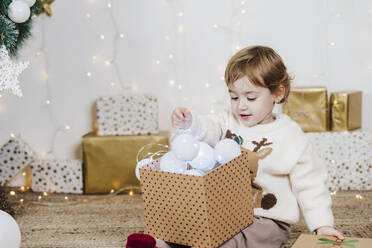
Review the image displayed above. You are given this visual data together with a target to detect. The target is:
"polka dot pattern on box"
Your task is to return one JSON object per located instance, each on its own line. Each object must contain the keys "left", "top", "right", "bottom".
{"left": 96, "top": 94, "right": 159, "bottom": 136}
{"left": 140, "top": 151, "right": 254, "bottom": 248}
{"left": 0, "top": 137, "right": 37, "bottom": 186}
{"left": 307, "top": 130, "right": 372, "bottom": 190}
{"left": 30, "top": 159, "right": 83, "bottom": 194}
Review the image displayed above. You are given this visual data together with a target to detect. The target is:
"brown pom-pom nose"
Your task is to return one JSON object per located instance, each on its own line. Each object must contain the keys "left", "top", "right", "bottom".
{"left": 261, "top": 193, "right": 277, "bottom": 210}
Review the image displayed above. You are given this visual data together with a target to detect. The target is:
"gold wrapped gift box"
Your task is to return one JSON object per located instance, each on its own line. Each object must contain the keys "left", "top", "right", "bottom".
{"left": 283, "top": 86, "right": 329, "bottom": 132}
{"left": 330, "top": 91, "right": 362, "bottom": 131}
{"left": 82, "top": 132, "right": 169, "bottom": 194}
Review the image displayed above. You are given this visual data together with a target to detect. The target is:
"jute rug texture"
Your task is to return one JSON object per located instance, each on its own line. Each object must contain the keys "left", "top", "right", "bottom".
{"left": 11, "top": 191, "right": 371, "bottom": 248}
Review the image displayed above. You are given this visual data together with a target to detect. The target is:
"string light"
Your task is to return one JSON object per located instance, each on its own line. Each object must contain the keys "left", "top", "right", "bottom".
{"left": 36, "top": 51, "right": 41, "bottom": 56}
{"left": 100, "top": 34, "right": 105, "bottom": 39}
{"left": 86, "top": 72, "right": 92, "bottom": 77}
{"left": 179, "top": 12, "right": 184, "bottom": 17}
{"left": 10, "top": 133, "right": 15, "bottom": 138}
{"left": 330, "top": 159, "right": 335, "bottom": 163}
{"left": 110, "top": 189, "right": 115, "bottom": 194}
{"left": 213, "top": 24, "right": 219, "bottom": 29}
{"left": 205, "top": 83, "right": 210, "bottom": 87}
{"left": 0, "top": 94, "right": 2, "bottom": 98}
{"left": 45, "top": 100, "right": 51, "bottom": 105}
{"left": 22, "top": 172, "right": 26, "bottom": 176}
{"left": 164, "top": 35, "right": 170, "bottom": 41}
{"left": 107, "top": 3, "right": 112, "bottom": 8}
{"left": 241, "top": 9, "right": 246, "bottom": 14}
{"left": 19, "top": 199, "right": 24, "bottom": 204}
{"left": 9, "top": 191, "right": 16, "bottom": 196}
{"left": 178, "top": 84, "right": 183, "bottom": 89}
{"left": 119, "top": 33, "right": 124, "bottom": 38}
{"left": 168, "top": 54, "right": 174, "bottom": 60}
{"left": 169, "top": 80, "right": 175, "bottom": 85}
{"left": 92, "top": 55, "right": 97, "bottom": 61}
{"left": 104, "top": 60, "right": 111, "bottom": 67}
{"left": 20, "top": 186, "right": 26, "bottom": 192}
{"left": 355, "top": 194, "right": 363, "bottom": 200}
{"left": 111, "top": 82, "right": 116, "bottom": 86}
{"left": 241, "top": 0, "right": 246, "bottom": 5}
{"left": 86, "top": 13, "right": 91, "bottom": 18}
{"left": 330, "top": 191, "right": 337, "bottom": 196}
{"left": 65, "top": 125, "right": 71, "bottom": 130}
{"left": 43, "top": 192, "right": 48, "bottom": 196}
{"left": 155, "top": 60, "right": 160, "bottom": 65}
{"left": 38, "top": 195, "right": 42, "bottom": 200}
{"left": 329, "top": 42, "right": 336, "bottom": 46}
{"left": 64, "top": 196, "right": 69, "bottom": 200}
{"left": 178, "top": 25, "right": 184, "bottom": 33}
{"left": 129, "top": 191, "right": 134, "bottom": 196}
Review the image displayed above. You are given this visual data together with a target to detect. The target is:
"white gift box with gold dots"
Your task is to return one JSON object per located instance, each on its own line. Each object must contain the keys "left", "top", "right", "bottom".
{"left": 30, "top": 159, "right": 83, "bottom": 194}
{"left": 307, "top": 130, "right": 372, "bottom": 191}
{"left": 0, "top": 137, "right": 37, "bottom": 186}
{"left": 96, "top": 94, "right": 159, "bottom": 136}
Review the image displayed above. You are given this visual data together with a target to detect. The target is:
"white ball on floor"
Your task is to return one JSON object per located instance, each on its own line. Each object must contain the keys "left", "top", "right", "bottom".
{"left": 171, "top": 133, "right": 200, "bottom": 161}
{"left": 8, "top": 1, "right": 30, "bottom": 23}
{"left": 183, "top": 169, "right": 204, "bottom": 176}
{"left": 135, "top": 158, "right": 153, "bottom": 181}
{"left": 160, "top": 151, "right": 188, "bottom": 173}
{"left": 189, "top": 142, "right": 216, "bottom": 172}
{"left": 214, "top": 138, "right": 241, "bottom": 165}
{"left": 0, "top": 210, "right": 21, "bottom": 248}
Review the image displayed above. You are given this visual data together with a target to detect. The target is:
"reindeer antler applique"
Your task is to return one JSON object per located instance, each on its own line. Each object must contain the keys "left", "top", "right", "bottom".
{"left": 252, "top": 138, "right": 273, "bottom": 152}
{"left": 225, "top": 129, "right": 243, "bottom": 145}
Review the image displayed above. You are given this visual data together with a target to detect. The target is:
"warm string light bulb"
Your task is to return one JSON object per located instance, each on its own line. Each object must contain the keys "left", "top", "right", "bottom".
{"left": 330, "top": 191, "right": 337, "bottom": 196}
{"left": 205, "top": 83, "right": 210, "bottom": 87}
{"left": 213, "top": 24, "right": 219, "bottom": 29}
{"left": 179, "top": 12, "right": 184, "bottom": 17}
{"left": 45, "top": 100, "right": 51, "bottom": 105}
{"left": 87, "top": 72, "right": 92, "bottom": 77}
{"left": 107, "top": 3, "right": 112, "bottom": 8}
{"left": 119, "top": 33, "right": 124, "bottom": 38}
{"left": 355, "top": 194, "right": 363, "bottom": 200}
{"left": 178, "top": 84, "right": 183, "bottom": 89}
{"left": 155, "top": 60, "right": 160, "bottom": 65}
{"left": 241, "top": 9, "right": 246, "bottom": 14}
{"left": 86, "top": 13, "right": 91, "bottom": 18}
{"left": 129, "top": 191, "right": 134, "bottom": 196}
{"left": 10, "top": 133, "right": 15, "bottom": 138}
{"left": 65, "top": 125, "right": 71, "bottom": 130}
{"left": 178, "top": 25, "right": 184, "bottom": 33}
{"left": 110, "top": 189, "right": 115, "bottom": 194}
{"left": 168, "top": 54, "right": 174, "bottom": 60}
{"left": 43, "top": 192, "right": 48, "bottom": 196}
{"left": 100, "top": 34, "right": 105, "bottom": 40}
{"left": 164, "top": 35, "right": 170, "bottom": 41}
{"left": 9, "top": 191, "right": 16, "bottom": 196}
{"left": 329, "top": 42, "right": 336, "bottom": 46}
{"left": 105, "top": 60, "right": 111, "bottom": 66}
{"left": 169, "top": 80, "right": 175, "bottom": 85}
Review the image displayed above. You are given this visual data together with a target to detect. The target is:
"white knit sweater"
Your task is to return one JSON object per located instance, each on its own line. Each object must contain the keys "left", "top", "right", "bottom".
{"left": 186, "top": 111, "right": 334, "bottom": 232}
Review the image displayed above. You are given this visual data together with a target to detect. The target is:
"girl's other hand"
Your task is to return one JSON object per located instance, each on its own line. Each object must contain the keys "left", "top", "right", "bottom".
{"left": 171, "top": 107, "right": 192, "bottom": 129}
{"left": 316, "top": 226, "right": 345, "bottom": 240}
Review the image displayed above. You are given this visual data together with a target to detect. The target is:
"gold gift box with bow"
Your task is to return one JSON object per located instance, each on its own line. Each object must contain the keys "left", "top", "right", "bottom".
{"left": 283, "top": 86, "right": 329, "bottom": 132}
{"left": 330, "top": 91, "right": 362, "bottom": 131}
{"left": 82, "top": 132, "right": 169, "bottom": 194}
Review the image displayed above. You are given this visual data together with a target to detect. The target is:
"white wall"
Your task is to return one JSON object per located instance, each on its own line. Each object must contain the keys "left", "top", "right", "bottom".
{"left": 1, "top": 0, "right": 371, "bottom": 160}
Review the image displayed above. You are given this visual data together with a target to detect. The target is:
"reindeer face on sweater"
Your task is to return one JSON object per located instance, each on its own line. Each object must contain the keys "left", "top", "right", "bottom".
{"left": 225, "top": 130, "right": 277, "bottom": 210}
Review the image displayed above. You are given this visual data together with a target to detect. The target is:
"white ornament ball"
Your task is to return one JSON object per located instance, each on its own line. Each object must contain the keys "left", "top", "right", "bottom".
{"left": 171, "top": 133, "right": 200, "bottom": 161}
{"left": 8, "top": 1, "right": 31, "bottom": 23}
{"left": 189, "top": 142, "right": 216, "bottom": 172}
{"left": 214, "top": 139, "right": 241, "bottom": 165}
{"left": 160, "top": 151, "right": 188, "bottom": 173}
{"left": 183, "top": 169, "right": 204, "bottom": 176}
{"left": 15, "top": 0, "right": 36, "bottom": 7}
{"left": 135, "top": 158, "right": 153, "bottom": 181}
{"left": 0, "top": 210, "right": 21, "bottom": 248}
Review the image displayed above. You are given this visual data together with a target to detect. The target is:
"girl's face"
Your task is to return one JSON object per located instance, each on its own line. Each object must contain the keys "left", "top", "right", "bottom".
{"left": 228, "top": 76, "right": 283, "bottom": 127}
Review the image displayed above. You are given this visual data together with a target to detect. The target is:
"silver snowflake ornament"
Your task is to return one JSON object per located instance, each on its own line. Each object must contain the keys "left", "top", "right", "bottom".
{"left": 0, "top": 45, "right": 29, "bottom": 97}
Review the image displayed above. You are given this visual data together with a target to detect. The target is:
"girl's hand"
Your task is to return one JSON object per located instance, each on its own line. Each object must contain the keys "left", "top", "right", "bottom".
{"left": 171, "top": 107, "right": 192, "bottom": 129}
{"left": 316, "top": 226, "right": 345, "bottom": 240}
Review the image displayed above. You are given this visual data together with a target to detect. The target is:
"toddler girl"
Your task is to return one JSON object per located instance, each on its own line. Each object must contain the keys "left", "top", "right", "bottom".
{"left": 157, "top": 45, "right": 344, "bottom": 248}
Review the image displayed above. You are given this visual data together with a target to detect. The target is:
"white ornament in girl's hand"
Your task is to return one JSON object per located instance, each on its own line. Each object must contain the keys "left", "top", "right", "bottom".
{"left": 189, "top": 142, "right": 216, "bottom": 172}
{"left": 171, "top": 133, "right": 200, "bottom": 161}
{"left": 214, "top": 138, "right": 241, "bottom": 165}
{"left": 160, "top": 151, "right": 188, "bottom": 173}
{"left": 135, "top": 158, "right": 153, "bottom": 181}
{"left": 8, "top": 1, "right": 30, "bottom": 23}
{"left": 183, "top": 169, "right": 204, "bottom": 176}
{"left": 15, "top": 0, "right": 36, "bottom": 7}
{"left": 0, "top": 210, "right": 21, "bottom": 248}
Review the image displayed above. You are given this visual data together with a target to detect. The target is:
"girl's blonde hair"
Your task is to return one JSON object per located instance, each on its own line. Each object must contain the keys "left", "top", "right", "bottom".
{"left": 225, "top": 45, "right": 292, "bottom": 103}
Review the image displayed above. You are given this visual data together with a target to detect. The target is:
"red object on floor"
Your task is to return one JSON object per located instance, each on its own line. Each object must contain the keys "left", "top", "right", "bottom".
{"left": 126, "top": 233, "right": 158, "bottom": 248}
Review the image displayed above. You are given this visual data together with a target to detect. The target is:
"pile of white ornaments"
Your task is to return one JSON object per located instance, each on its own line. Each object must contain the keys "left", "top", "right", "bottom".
{"left": 136, "top": 133, "right": 240, "bottom": 179}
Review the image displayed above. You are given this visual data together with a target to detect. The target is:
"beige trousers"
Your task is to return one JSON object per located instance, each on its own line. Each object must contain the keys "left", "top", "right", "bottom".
{"left": 156, "top": 216, "right": 291, "bottom": 248}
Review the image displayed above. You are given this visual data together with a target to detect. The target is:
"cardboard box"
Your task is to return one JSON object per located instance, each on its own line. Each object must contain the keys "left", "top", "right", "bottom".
{"left": 140, "top": 150, "right": 255, "bottom": 248}
{"left": 292, "top": 234, "right": 372, "bottom": 248}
